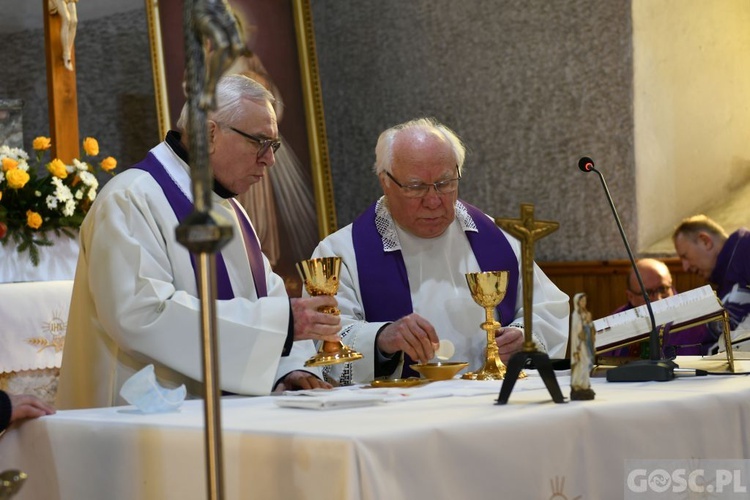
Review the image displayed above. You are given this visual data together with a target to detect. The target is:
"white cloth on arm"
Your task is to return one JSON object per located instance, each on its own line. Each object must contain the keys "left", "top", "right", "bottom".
{"left": 57, "top": 142, "right": 319, "bottom": 409}
{"left": 311, "top": 200, "right": 569, "bottom": 385}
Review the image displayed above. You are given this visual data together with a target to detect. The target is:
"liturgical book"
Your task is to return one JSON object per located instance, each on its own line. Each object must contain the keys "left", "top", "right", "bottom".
{"left": 593, "top": 285, "right": 723, "bottom": 353}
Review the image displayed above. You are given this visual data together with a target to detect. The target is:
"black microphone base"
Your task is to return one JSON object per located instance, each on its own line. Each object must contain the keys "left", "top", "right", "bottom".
{"left": 606, "top": 359, "right": 678, "bottom": 382}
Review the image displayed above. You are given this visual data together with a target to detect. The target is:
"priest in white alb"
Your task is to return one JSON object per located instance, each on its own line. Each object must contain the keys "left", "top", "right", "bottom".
{"left": 309, "top": 118, "right": 569, "bottom": 385}
{"left": 57, "top": 75, "right": 340, "bottom": 409}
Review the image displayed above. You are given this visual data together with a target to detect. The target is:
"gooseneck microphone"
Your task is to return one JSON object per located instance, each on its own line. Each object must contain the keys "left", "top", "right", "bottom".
{"left": 578, "top": 157, "right": 675, "bottom": 382}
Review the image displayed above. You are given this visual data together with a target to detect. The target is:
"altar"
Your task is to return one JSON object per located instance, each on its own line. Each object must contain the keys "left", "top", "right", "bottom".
{"left": 0, "top": 280, "right": 74, "bottom": 405}
{"left": 1, "top": 370, "right": 749, "bottom": 499}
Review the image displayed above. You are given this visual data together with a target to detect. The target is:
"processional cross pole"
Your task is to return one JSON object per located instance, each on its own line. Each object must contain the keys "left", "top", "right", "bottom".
{"left": 178, "top": 1, "right": 244, "bottom": 499}
{"left": 494, "top": 203, "right": 565, "bottom": 404}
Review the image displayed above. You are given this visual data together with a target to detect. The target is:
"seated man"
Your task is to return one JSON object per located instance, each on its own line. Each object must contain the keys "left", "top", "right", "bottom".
{"left": 309, "top": 117, "right": 569, "bottom": 385}
{"left": 57, "top": 75, "right": 340, "bottom": 409}
{"left": 673, "top": 215, "right": 750, "bottom": 348}
{"left": 605, "top": 258, "right": 718, "bottom": 358}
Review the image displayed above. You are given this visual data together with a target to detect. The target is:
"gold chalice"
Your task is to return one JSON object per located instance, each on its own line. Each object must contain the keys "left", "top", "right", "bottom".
{"left": 463, "top": 271, "right": 525, "bottom": 380}
{"left": 296, "top": 257, "right": 363, "bottom": 367}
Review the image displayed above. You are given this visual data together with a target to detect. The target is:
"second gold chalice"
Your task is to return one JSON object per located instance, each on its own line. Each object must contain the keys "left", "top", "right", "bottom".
{"left": 462, "top": 270, "right": 525, "bottom": 380}
{"left": 296, "top": 257, "right": 363, "bottom": 367}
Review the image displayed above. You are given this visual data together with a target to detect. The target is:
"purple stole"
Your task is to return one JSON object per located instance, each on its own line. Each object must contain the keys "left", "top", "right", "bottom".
{"left": 352, "top": 200, "right": 519, "bottom": 375}
{"left": 131, "top": 152, "right": 267, "bottom": 299}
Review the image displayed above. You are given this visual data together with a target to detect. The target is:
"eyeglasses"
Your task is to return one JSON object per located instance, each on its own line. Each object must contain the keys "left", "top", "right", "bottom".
{"left": 224, "top": 124, "right": 281, "bottom": 158}
{"left": 629, "top": 285, "right": 672, "bottom": 298}
{"left": 385, "top": 166, "right": 461, "bottom": 198}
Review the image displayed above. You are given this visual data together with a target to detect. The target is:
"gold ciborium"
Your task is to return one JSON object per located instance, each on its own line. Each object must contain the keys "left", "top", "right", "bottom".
{"left": 462, "top": 271, "right": 525, "bottom": 380}
{"left": 296, "top": 257, "right": 363, "bottom": 367}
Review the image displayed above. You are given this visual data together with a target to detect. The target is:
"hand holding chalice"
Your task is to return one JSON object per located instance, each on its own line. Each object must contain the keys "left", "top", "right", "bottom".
{"left": 296, "top": 257, "right": 363, "bottom": 367}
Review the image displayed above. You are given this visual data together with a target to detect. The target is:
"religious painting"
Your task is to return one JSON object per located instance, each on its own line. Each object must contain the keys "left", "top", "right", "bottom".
{"left": 145, "top": 0, "right": 336, "bottom": 296}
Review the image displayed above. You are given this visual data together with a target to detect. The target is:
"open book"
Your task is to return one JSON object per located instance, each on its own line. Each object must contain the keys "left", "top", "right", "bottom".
{"left": 593, "top": 285, "right": 723, "bottom": 353}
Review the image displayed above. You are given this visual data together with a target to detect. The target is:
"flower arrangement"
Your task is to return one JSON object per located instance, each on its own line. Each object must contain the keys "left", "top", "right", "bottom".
{"left": 0, "top": 136, "right": 117, "bottom": 265}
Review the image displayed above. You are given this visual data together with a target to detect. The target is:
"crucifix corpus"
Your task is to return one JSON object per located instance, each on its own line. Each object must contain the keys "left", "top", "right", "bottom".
{"left": 494, "top": 203, "right": 565, "bottom": 404}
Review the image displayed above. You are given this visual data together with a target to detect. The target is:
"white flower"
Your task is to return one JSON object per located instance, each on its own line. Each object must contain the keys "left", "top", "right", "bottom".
{"left": 74, "top": 189, "right": 84, "bottom": 200}
{"left": 0, "top": 171, "right": 4, "bottom": 183}
{"left": 73, "top": 159, "right": 88, "bottom": 172}
{"left": 17, "top": 159, "right": 29, "bottom": 172}
{"left": 63, "top": 199, "right": 76, "bottom": 217}
{"left": 87, "top": 188, "right": 97, "bottom": 201}
{"left": 45, "top": 195, "right": 58, "bottom": 209}
{"left": 35, "top": 191, "right": 41, "bottom": 197}
{"left": 78, "top": 170, "right": 98, "bottom": 189}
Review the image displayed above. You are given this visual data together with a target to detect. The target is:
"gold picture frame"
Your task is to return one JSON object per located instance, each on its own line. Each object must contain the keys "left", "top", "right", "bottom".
{"left": 144, "top": 0, "right": 337, "bottom": 293}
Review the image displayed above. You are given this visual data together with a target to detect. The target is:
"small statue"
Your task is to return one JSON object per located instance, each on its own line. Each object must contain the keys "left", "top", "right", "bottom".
{"left": 48, "top": 0, "right": 78, "bottom": 71}
{"left": 570, "top": 292, "right": 596, "bottom": 400}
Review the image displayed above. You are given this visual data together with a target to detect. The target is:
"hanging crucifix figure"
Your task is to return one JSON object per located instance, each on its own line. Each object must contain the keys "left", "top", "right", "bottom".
{"left": 495, "top": 203, "right": 566, "bottom": 404}
{"left": 48, "top": 0, "right": 78, "bottom": 71}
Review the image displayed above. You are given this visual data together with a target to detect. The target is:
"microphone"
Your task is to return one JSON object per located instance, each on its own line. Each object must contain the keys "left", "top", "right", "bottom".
{"left": 578, "top": 157, "right": 676, "bottom": 382}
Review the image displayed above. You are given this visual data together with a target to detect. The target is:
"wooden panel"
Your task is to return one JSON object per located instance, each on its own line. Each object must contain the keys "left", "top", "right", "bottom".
{"left": 539, "top": 258, "right": 706, "bottom": 322}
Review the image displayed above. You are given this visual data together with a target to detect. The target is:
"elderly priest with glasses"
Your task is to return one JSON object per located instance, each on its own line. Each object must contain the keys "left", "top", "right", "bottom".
{"left": 57, "top": 75, "right": 340, "bottom": 409}
{"left": 309, "top": 117, "right": 569, "bottom": 385}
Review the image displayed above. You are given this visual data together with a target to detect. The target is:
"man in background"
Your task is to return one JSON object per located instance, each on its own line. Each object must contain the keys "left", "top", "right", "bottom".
{"left": 673, "top": 215, "right": 750, "bottom": 347}
{"left": 606, "top": 258, "right": 718, "bottom": 357}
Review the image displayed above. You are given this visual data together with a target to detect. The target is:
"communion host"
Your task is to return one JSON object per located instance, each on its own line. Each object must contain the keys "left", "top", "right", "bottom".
{"left": 309, "top": 117, "right": 569, "bottom": 385}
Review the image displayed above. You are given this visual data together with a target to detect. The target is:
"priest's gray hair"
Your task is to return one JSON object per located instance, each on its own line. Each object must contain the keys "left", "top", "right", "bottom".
{"left": 373, "top": 117, "right": 466, "bottom": 176}
{"left": 176, "top": 74, "right": 275, "bottom": 133}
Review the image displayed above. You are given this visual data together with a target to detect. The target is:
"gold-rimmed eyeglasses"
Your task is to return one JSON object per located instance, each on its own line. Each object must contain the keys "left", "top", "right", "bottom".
{"left": 385, "top": 165, "right": 461, "bottom": 198}
{"left": 221, "top": 123, "right": 281, "bottom": 158}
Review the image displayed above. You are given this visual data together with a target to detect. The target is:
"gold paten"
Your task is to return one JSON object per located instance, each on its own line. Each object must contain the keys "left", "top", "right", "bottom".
{"left": 297, "top": 257, "right": 364, "bottom": 366}
{"left": 368, "top": 378, "right": 429, "bottom": 388}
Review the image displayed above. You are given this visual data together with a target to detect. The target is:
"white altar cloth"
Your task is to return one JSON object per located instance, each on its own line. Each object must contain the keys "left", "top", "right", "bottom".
{"left": 2, "top": 370, "right": 750, "bottom": 500}
{"left": 0, "top": 280, "right": 73, "bottom": 373}
{"left": 0, "top": 231, "right": 79, "bottom": 283}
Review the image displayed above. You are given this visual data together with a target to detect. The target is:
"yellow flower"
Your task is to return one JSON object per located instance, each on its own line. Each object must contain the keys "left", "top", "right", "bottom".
{"left": 100, "top": 156, "right": 117, "bottom": 172}
{"left": 32, "top": 136, "right": 52, "bottom": 151}
{"left": 6, "top": 168, "right": 30, "bottom": 189}
{"left": 83, "top": 137, "right": 99, "bottom": 156}
{"left": 0, "top": 191, "right": 3, "bottom": 202}
{"left": 26, "top": 210, "right": 43, "bottom": 230}
{"left": 2, "top": 157, "right": 18, "bottom": 172}
{"left": 47, "top": 158, "right": 68, "bottom": 179}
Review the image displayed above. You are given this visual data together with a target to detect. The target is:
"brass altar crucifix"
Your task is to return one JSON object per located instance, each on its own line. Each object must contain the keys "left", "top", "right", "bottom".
{"left": 494, "top": 203, "right": 565, "bottom": 404}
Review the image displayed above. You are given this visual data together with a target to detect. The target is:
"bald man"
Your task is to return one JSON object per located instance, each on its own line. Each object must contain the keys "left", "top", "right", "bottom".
{"left": 673, "top": 215, "right": 750, "bottom": 341}
{"left": 608, "top": 258, "right": 718, "bottom": 357}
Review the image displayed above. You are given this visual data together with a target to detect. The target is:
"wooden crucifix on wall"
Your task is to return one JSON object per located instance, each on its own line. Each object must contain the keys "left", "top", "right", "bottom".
{"left": 43, "top": 0, "right": 80, "bottom": 162}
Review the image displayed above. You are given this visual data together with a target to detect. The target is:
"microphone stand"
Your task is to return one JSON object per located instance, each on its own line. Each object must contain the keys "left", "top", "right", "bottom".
{"left": 580, "top": 158, "right": 675, "bottom": 382}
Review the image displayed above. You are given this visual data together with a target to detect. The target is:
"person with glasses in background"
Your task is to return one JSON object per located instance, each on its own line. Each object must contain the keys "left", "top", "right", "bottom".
{"left": 57, "top": 75, "right": 340, "bottom": 409}
{"left": 308, "top": 117, "right": 569, "bottom": 385}
{"left": 605, "top": 258, "right": 718, "bottom": 359}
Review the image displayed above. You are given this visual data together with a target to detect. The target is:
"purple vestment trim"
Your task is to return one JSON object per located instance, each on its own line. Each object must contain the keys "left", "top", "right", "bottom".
{"left": 352, "top": 200, "right": 519, "bottom": 375}
{"left": 131, "top": 152, "right": 234, "bottom": 300}
{"left": 229, "top": 199, "right": 268, "bottom": 297}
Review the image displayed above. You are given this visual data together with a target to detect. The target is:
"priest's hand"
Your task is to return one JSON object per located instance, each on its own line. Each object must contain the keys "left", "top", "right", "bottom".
{"left": 9, "top": 393, "right": 56, "bottom": 423}
{"left": 495, "top": 327, "right": 524, "bottom": 363}
{"left": 273, "top": 371, "right": 333, "bottom": 392}
{"left": 290, "top": 296, "right": 341, "bottom": 342}
{"left": 376, "top": 313, "right": 439, "bottom": 364}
